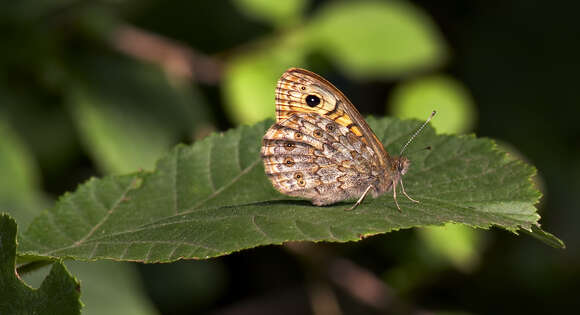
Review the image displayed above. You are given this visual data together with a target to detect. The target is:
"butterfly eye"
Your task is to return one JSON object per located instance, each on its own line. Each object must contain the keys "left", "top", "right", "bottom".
{"left": 305, "top": 95, "right": 321, "bottom": 107}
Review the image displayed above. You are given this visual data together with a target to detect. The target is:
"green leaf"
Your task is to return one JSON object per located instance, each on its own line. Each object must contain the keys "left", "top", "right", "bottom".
{"left": 418, "top": 224, "right": 485, "bottom": 272}
{"left": 307, "top": 1, "right": 448, "bottom": 78}
{"left": 390, "top": 75, "right": 477, "bottom": 134}
{"left": 18, "top": 117, "right": 563, "bottom": 263}
{"left": 139, "top": 260, "right": 226, "bottom": 311}
{"left": 233, "top": 0, "right": 308, "bottom": 27}
{"left": 223, "top": 44, "right": 306, "bottom": 125}
{"left": 523, "top": 225, "right": 565, "bottom": 249}
{"left": 0, "top": 214, "right": 81, "bottom": 314}
{"left": 65, "top": 262, "right": 157, "bottom": 315}
{"left": 0, "top": 121, "right": 47, "bottom": 228}
{"left": 68, "top": 55, "right": 210, "bottom": 174}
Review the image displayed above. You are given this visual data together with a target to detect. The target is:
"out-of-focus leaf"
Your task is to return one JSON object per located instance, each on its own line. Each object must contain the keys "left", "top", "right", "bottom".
{"left": 0, "top": 121, "right": 46, "bottom": 228}
{"left": 1, "top": 0, "right": 83, "bottom": 23}
{"left": 0, "top": 214, "right": 81, "bottom": 315}
{"left": 233, "top": 0, "right": 307, "bottom": 27}
{"left": 140, "top": 260, "right": 226, "bottom": 312}
{"left": 390, "top": 75, "right": 477, "bottom": 134}
{"left": 434, "top": 311, "right": 475, "bottom": 315}
{"left": 68, "top": 55, "right": 210, "bottom": 174}
{"left": 0, "top": 85, "right": 79, "bottom": 179}
{"left": 67, "top": 261, "right": 158, "bottom": 315}
{"left": 223, "top": 41, "right": 306, "bottom": 125}
{"left": 418, "top": 224, "right": 484, "bottom": 272}
{"left": 307, "top": 1, "right": 448, "bottom": 78}
{"left": 18, "top": 117, "right": 562, "bottom": 263}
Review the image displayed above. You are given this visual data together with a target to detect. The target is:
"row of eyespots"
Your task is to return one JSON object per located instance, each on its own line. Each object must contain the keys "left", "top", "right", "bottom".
{"left": 294, "top": 122, "right": 337, "bottom": 140}
{"left": 294, "top": 172, "right": 306, "bottom": 187}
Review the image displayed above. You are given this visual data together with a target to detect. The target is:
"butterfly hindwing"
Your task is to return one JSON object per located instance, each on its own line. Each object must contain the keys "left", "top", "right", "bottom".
{"left": 261, "top": 112, "right": 381, "bottom": 205}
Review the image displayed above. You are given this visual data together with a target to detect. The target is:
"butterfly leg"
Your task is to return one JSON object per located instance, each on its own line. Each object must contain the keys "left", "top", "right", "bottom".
{"left": 399, "top": 178, "right": 419, "bottom": 203}
{"left": 392, "top": 182, "right": 402, "bottom": 212}
{"left": 346, "top": 185, "right": 374, "bottom": 211}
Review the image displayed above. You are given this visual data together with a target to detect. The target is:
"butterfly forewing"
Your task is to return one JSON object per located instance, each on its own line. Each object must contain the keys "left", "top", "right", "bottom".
{"left": 276, "top": 68, "right": 391, "bottom": 166}
{"left": 262, "top": 68, "right": 412, "bottom": 209}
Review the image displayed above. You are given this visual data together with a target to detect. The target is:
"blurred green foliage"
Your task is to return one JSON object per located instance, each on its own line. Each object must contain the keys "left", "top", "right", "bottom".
{"left": 224, "top": 0, "right": 449, "bottom": 125}
{"left": 0, "top": 0, "right": 577, "bottom": 314}
{"left": 390, "top": 75, "right": 477, "bottom": 134}
{"left": 0, "top": 122, "right": 47, "bottom": 227}
{"left": 233, "top": 0, "right": 308, "bottom": 27}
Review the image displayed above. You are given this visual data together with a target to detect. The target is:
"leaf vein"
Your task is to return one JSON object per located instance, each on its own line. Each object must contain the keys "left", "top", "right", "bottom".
{"left": 207, "top": 137, "right": 216, "bottom": 192}
{"left": 72, "top": 176, "right": 137, "bottom": 247}
{"left": 173, "top": 149, "right": 179, "bottom": 214}
{"left": 190, "top": 159, "right": 261, "bottom": 210}
{"left": 89, "top": 242, "right": 99, "bottom": 259}
{"left": 251, "top": 215, "right": 271, "bottom": 240}
{"left": 293, "top": 220, "right": 310, "bottom": 239}
{"left": 67, "top": 194, "right": 92, "bottom": 230}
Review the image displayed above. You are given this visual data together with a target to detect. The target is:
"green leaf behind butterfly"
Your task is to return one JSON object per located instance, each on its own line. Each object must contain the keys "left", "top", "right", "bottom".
{"left": 18, "top": 117, "right": 563, "bottom": 263}
{"left": 67, "top": 55, "right": 211, "bottom": 174}
{"left": 306, "top": 1, "right": 448, "bottom": 78}
{"left": 232, "top": 0, "right": 307, "bottom": 28}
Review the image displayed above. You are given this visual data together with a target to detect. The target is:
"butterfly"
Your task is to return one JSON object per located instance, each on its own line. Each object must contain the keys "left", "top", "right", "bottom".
{"left": 261, "top": 68, "right": 434, "bottom": 211}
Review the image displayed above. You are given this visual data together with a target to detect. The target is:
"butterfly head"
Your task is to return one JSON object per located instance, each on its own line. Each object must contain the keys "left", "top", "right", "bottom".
{"left": 395, "top": 156, "right": 410, "bottom": 176}
{"left": 378, "top": 155, "right": 409, "bottom": 196}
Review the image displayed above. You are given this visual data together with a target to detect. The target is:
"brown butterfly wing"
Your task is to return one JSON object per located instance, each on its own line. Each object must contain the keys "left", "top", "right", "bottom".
{"left": 261, "top": 68, "right": 402, "bottom": 206}
{"left": 262, "top": 111, "right": 383, "bottom": 205}
{"left": 274, "top": 68, "right": 391, "bottom": 166}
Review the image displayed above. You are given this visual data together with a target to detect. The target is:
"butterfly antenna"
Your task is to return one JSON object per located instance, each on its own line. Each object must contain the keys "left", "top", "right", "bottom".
{"left": 400, "top": 110, "right": 436, "bottom": 155}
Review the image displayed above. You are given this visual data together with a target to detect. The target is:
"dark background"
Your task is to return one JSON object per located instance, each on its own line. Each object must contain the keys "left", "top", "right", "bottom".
{"left": 2, "top": 1, "right": 579, "bottom": 314}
